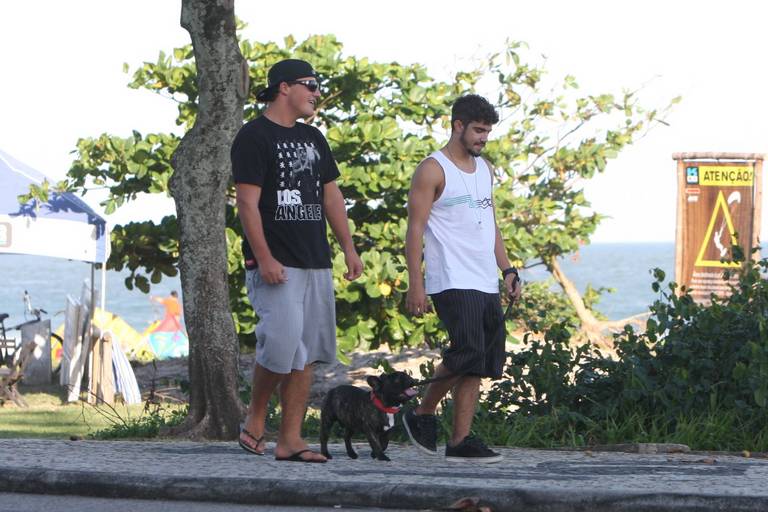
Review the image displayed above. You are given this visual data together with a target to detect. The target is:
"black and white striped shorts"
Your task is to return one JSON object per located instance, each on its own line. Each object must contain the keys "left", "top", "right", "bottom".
{"left": 430, "top": 288, "right": 506, "bottom": 379}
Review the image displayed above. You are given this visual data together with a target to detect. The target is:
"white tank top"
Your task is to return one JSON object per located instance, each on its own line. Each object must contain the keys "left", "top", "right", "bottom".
{"left": 424, "top": 150, "right": 498, "bottom": 294}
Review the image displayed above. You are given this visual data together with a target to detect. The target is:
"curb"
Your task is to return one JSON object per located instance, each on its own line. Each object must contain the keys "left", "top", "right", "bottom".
{"left": 3, "top": 466, "right": 768, "bottom": 511}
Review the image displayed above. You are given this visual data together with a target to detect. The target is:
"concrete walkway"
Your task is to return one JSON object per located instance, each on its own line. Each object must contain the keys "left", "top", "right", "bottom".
{"left": 1, "top": 439, "right": 767, "bottom": 511}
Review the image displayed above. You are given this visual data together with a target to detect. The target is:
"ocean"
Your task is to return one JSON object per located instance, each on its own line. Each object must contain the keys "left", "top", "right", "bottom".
{"left": 0, "top": 255, "right": 183, "bottom": 335}
{"left": 521, "top": 242, "right": 675, "bottom": 320}
{"left": 0, "top": 242, "right": 674, "bottom": 333}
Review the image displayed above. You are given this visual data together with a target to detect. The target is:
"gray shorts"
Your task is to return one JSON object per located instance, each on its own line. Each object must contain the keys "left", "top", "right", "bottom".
{"left": 246, "top": 267, "right": 337, "bottom": 374}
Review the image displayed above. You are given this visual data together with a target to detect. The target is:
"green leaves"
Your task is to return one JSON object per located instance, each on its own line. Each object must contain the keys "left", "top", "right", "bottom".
{"left": 485, "top": 256, "right": 768, "bottom": 450}
{"left": 110, "top": 217, "right": 179, "bottom": 293}
{"left": 756, "top": 388, "right": 767, "bottom": 408}
{"left": 66, "top": 33, "right": 678, "bottom": 359}
{"left": 68, "top": 132, "right": 178, "bottom": 205}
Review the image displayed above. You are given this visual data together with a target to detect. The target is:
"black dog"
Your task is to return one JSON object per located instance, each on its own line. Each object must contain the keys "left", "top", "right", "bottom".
{"left": 320, "top": 371, "right": 418, "bottom": 461}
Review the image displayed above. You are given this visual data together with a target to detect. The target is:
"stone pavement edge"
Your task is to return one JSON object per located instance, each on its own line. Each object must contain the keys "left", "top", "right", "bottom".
{"left": 0, "top": 439, "right": 767, "bottom": 511}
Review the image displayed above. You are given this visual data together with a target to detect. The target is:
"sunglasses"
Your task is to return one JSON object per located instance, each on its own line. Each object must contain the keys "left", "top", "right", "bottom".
{"left": 287, "top": 79, "right": 319, "bottom": 92}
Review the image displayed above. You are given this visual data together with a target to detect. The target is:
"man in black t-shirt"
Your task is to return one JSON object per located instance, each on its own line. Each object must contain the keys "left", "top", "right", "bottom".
{"left": 231, "top": 59, "right": 362, "bottom": 463}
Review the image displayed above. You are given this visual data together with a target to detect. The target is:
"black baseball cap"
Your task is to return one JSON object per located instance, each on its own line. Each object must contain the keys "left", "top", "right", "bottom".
{"left": 256, "top": 58, "right": 318, "bottom": 102}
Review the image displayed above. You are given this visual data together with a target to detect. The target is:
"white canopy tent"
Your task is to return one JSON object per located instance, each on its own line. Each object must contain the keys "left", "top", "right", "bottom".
{"left": 0, "top": 149, "right": 144, "bottom": 404}
{"left": 0, "top": 148, "right": 111, "bottom": 309}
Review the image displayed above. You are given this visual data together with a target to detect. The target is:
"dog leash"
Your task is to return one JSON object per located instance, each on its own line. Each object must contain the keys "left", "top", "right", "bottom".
{"left": 413, "top": 373, "right": 459, "bottom": 387}
{"left": 503, "top": 294, "right": 516, "bottom": 321}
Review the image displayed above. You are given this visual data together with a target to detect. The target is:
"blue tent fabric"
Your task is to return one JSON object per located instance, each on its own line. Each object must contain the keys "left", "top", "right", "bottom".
{"left": 0, "top": 148, "right": 109, "bottom": 263}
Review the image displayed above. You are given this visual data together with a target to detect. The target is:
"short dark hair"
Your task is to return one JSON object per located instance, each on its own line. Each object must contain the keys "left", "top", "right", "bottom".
{"left": 259, "top": 88, "right": 279, "bottom": 102}
{"left": 170, "top": 290, "right": 178, "bottom": 298}
{"left": 450, "top": 94, "right": 499, "bottom": 130}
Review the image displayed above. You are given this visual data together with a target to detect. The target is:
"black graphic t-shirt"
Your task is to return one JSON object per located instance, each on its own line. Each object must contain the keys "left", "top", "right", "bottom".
{"left": 231, "top": 116, "right": 340, "bottom": 269}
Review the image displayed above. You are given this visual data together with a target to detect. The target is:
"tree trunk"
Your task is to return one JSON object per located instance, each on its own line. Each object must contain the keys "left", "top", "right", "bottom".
{"left": 548, "top": 256, "right": 602, "bottom": 333}
{"left": 166, "top": 0, "right": 249, "bottom": 439}
{"left": 547, "top": 256, "right": 647, "bottom": 347}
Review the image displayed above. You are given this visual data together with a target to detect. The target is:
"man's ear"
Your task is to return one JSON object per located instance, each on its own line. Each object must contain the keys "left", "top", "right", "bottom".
{"left": 366, "top": 375, "right": 382, "bottom": 392}
{"left": 452, "top": 119, "right": 464, "bottom": 133}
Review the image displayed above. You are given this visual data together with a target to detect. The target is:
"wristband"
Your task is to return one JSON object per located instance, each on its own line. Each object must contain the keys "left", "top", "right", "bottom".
{"left": 502, "top": 267, "right": 518, "bottom": 279}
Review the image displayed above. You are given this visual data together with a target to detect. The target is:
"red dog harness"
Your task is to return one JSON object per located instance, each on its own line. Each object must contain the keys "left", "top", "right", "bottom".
{"left": 370, "top": 391, "right": 400, "bottom": 431}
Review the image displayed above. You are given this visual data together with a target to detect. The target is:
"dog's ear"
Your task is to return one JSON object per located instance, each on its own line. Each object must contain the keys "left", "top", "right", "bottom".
{"left": 366, "top": 375, "right": 382, "bottom": 392}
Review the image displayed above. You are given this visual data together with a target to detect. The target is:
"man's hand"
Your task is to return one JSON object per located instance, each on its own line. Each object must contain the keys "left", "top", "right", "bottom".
{"left": 406, "top": 283, "right": 431, "bottom": 317}
{"left": 504, "top": 272, "right": 522, "bottom": 303}
{"left": 344, "top": 249, "right": 363, "bottom": 281}
{"left": 259, "top": 255, "right": 287, "bottom": 284}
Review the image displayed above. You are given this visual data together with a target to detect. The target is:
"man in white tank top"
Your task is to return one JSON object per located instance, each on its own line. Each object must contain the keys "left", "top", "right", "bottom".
{"left": 403, "top": 95, "right": 521, "bottom": 463}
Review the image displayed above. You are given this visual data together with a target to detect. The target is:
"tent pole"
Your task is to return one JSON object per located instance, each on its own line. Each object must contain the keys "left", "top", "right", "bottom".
{"left": 87, "top": 262, "right": 96, "bottom": 398}
{"left": 90, "top": 263, "right": 95, "bottom": 318}
{"left": 100, "top": 263, "right": 106, "bottom": 312}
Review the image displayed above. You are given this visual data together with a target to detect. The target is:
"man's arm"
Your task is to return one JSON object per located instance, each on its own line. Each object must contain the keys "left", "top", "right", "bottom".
{"left": 235, "top": 183, "right": 286, "bottom": 284}
{"left": 405, "top": 158, "right": 442, "bottom": 316}
{"left": 323, "top": 181, "right": 363, "bottom": 281}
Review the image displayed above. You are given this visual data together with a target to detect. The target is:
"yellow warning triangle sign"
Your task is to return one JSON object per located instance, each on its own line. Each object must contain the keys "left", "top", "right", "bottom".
{"left": 694, "top": 190, "right": 740, "bottom": 268}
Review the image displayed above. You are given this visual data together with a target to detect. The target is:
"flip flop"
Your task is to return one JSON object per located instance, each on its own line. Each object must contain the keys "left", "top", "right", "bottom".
{"left": 238, "top": 425, "right": 265, "bottom": 456}
{"left": 275, "top": 448, "right": 327, "bottom": 463}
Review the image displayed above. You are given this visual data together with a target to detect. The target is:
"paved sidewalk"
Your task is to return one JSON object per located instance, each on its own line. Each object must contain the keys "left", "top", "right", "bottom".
{"left": 1, "top": 439, "right": 767, "bottom": 511}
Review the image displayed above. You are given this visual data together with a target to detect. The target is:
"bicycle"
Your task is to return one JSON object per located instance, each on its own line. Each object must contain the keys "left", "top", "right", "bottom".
{"left": 0, "top": 291, "right": 63, "bottom": 367}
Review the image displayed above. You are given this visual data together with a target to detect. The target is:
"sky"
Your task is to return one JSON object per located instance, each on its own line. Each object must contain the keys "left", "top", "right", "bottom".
{"left": 1, "top": 0, "right": 766, "bottom": 243}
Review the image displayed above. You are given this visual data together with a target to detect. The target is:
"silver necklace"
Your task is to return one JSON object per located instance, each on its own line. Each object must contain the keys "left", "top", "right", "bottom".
{"left": 446, "top": 147, "right": 482, "bottom": 228}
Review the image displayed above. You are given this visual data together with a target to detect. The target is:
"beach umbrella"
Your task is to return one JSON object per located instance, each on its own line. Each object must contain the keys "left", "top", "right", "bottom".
{"left": 0, "top": 148, "right": 110, "bottom": 310}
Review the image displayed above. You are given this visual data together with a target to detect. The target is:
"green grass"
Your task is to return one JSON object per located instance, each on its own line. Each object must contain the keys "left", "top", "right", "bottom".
{"left": 0, "top": 384, "right": 160, "bottom": 439}
{"left": 266, "top": 397, "right": 768, "bottom": 452}
{"left": 9, "top": 384, "right": 765, "bottom": 452}
{"left": 467, "top": 407, "right": 768, "bottom": 452}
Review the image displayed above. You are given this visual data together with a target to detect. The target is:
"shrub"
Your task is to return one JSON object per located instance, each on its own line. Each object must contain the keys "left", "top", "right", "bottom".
{"left": 478, "top": 254, "right": 768, "bottom": 450}
{"left": 89, "top": 401, "right": 188, "bottom": 440}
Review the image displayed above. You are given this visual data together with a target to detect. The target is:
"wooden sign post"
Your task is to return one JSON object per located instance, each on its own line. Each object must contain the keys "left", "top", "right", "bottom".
{"left": 673, "top": 152, "right": 763, "bottom": 304}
